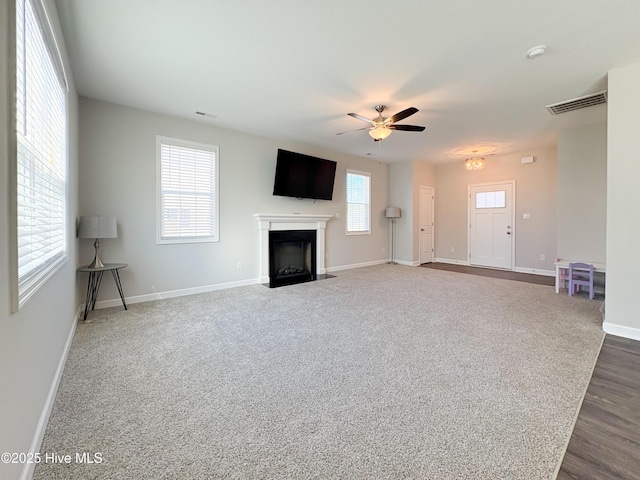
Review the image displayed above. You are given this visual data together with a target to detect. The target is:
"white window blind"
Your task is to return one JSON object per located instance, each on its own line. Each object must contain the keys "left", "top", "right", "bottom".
{"left": 15, "top": 0, "right": 68, "bottom": 308}
{"left": 158, "top": 137, "right": 219, "bottom": 243}
{"left": 346, "top": 170, "right": 371, "bottom": 234}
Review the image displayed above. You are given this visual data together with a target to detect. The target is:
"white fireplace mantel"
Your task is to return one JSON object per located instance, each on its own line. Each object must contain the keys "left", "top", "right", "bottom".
{"left": 254, "top": 213, "right": 332, "bottom": 284}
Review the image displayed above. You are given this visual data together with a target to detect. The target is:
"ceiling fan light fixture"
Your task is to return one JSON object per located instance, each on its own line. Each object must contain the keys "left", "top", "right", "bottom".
{"left": 340, "top": 106, "right": 423, "bottom": 140}
{"left": 369, "top": 126, "right": 392, "bottom": 141}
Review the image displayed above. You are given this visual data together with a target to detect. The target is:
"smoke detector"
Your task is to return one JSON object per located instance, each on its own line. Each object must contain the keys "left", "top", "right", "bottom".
{"left": 527, "top": 45, "right": 546, "bottom": 58}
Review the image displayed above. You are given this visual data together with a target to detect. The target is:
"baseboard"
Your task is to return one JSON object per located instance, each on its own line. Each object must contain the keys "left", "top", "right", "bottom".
{"left": 434, "top": 257, "right": 470, "bottom": 266}
{"left": 396, "top": 259, "right": 420, "bottom": 267}
{"left": 326, "top": 259, "right": 388, "bottom": 273}
{"left": 602, "top": 322, "right": 640, "bottom": 341}
{"left": 92, "top": 261, "right": 400, "bottom": 309}
{"left": 91, "top": 278, "right": 261, "bottom": 310}
{"left": 513, "top": 267, "right": 555, "bottom": 277}
{"left": 94, "top": 257, "right": 557, "bottom": 309}
{"left": 433, "top": 259, "right": 555, "bottom": 277}
{"left": 21, "top": 307, "right": 80, "bottom": 480}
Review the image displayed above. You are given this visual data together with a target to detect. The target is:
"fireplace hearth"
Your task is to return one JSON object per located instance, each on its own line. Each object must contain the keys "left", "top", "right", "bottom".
{"left": 269, "top": 230, "right": 316, "bottom": 288}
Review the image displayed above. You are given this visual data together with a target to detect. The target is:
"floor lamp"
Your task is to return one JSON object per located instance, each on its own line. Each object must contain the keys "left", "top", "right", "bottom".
{"left": 385, "top": 207, "right": 401, "bottom": 264}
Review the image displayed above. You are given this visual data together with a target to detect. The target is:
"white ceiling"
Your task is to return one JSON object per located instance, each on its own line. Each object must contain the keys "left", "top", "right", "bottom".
{"left": 54, "top": 0, "right": 640, "bottom": 164}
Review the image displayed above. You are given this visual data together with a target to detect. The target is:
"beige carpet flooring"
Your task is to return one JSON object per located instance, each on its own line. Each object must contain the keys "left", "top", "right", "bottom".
{"left": 34, "top": 265, "right": 604, "bottom": 479}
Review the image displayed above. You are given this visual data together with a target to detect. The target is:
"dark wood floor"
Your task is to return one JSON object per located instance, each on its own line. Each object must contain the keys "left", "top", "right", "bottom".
{"left": 422, "top": 263, "right": 640, "bottom": 479}
{"left": 557, "top": 335, "right": 640, "bottom": 480}
{"left": 421, "top": 262, "right": 554, "bottom": 286}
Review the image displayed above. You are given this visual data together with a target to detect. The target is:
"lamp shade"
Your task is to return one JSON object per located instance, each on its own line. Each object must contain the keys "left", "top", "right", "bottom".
{"left": 369, "top": 126, "right": 392, "bottom": 141}
{"left": 385, "top": 207, "right": 401, "bottom": 218}
{"left": 77, "top": 216, "right": 117, "bottom": 239}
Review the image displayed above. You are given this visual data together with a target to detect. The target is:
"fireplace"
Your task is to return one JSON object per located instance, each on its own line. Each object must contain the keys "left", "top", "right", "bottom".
{"left": 269, "top": 230, "right": 316, "bottom": 288}
{"left": 254, "top": 213, "right": 332, "bottom": 286}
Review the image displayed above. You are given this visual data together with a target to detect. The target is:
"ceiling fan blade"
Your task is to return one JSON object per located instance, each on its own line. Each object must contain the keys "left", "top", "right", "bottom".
{"left": 385, "top": 107, "right": 419, "bottom": 125}
{"left": 336, "top": 126, "right": 371, "bottom": 135}
{"left": 348, "top": 112, "right": 373, "bottom": 124}
{"left": 388, "top": 124, "right": 426, "bottom": 132}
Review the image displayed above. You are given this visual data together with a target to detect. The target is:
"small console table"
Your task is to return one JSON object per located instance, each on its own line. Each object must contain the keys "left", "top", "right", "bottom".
{"left": 78, "top": 263, "right": 128, "bottom": 320}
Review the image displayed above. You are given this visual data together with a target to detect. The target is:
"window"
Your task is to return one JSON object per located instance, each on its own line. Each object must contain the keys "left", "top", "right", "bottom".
{"left": 13, "top": 0, "right": 68, "bottom": 309}
{"left": 475, "top": 190, "right": 506, "bottom": 209}
{"left": 346, "top": 170, "right": 371, "bottom": 235}
{"left": 157, "top": 136, "right": 219, "bottom": 244}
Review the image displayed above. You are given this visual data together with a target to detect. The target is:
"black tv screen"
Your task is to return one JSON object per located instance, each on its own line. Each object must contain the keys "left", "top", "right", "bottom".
{"left": 273, "top": 149, "right": 337, "bottom": 200}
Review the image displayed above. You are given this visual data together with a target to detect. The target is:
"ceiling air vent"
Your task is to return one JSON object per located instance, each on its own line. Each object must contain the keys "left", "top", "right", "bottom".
{"left": 546, "top": 90, "right": 607, "bottom": 115}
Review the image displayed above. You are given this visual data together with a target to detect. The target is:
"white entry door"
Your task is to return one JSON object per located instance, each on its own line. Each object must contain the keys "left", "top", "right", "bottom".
{"left": 469, "top": 182, "right": 514, "bottom": 269}
{"left": 419, "top": 186, "right": 434, "bottom": 264}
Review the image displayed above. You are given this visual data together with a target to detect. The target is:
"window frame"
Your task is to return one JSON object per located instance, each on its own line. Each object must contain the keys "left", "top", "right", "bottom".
{"left": 10, "top": 0, "right": 69, "bottom": 311}
{"left": 345, "top": 169, "right": 371, "bottom": 236}
{"left": 475, "top": 190, "right": 507, "bottom": 209}
{"left": 156, "top": 136, "right": 220, "bottom": 245}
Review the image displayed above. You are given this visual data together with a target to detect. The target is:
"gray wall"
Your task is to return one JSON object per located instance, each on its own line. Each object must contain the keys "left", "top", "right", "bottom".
{"left": 388, "top": 161, "right": 436, "bottom": 265}
{"left": 606, "top": 62, "right": 640, "bottom": 335}
{"left": 557, "top": 122, "right": 607, "bottom": 263}
{"left": 79, "top": 98, "right": 390, "bottom": 302}
{"left": 0, "top": 1, "right": 80, "bottom": 479}
{"left": 434, "top": 146, "right": 558, "bottom": 271}
{"left": 388, "top": 161, "right": 413, "bottom": 264}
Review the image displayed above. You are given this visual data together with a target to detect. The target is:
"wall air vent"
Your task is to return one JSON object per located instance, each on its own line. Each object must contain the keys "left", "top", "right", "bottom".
{"left": 545, "top": 90, "right": 607, "bottom": 115}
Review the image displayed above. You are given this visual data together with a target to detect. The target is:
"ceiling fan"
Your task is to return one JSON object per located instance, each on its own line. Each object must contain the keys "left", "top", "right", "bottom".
{"left": 337, "top": 105, "right": 426, "bottom": 141}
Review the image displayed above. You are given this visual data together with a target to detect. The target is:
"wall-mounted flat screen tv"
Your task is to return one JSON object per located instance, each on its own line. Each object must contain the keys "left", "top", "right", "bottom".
{"left": 273, "top": 149, "right": 337, "bottom": 200}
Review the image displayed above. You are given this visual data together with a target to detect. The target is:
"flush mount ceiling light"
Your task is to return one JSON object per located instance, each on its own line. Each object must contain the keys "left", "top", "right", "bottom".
{"left": 527, "top": 45, "right": 547, "bottom": 59}
{"left": 465, "top": 151, "right": 485, "bottom": 170}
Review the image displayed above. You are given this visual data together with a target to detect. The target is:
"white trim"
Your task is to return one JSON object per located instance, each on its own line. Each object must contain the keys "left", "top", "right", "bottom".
{"left": 434, "top": 257, "right": 471, "bottom": 266}
{"left": 91, "top": 259, "right": 400, "bottom": 309}
{"left": 90, "top": 278, "right": 261, "bottom": 310}
{"left": 325, "top": 259, "right": 388, "bottom": 273}
{"left": 254, "top": 213, "right": 332, "bottom": 283}
{"left": 602, "top": 322, "right": 640, "bottom": 341}
{"left": 345, "top": 169, "right": 371, "bottom": 235}
{"left": 15, "top": 254, "right": 68, "bottom": 312}
{"left": 512, "top": 266, "right": 555, "bottom": 277}
{"left": 21, "top": 308, "right": 80, "bottom": 480}
{"left": 397, "top": 259, "right": 420, "bottom": 267}
{"left": 86, "top": 261, "right": 555, "bottom": 313}
{"left": 467, "top": 180, "right": 516, "bottom": 270}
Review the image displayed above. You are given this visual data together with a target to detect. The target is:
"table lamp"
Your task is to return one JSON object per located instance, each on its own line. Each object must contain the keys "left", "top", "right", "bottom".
{"left": 77, "top": 216, "right": 118, "bottom": 268}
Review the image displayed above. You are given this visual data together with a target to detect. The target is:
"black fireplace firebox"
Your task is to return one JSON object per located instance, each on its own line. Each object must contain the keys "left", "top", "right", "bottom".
{"left": 269, "top": 230, "right": 317, "bottom": 288}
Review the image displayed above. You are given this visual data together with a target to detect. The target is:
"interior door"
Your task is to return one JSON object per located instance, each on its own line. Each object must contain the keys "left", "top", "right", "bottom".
{"left": 469, "top": 183, "right": 513, "bottom": 269}
{"left": 419, "top": 186, "right": 434, "bottom": 264}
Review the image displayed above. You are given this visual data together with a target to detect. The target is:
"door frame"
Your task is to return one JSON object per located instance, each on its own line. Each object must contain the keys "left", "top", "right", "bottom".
{"left": 467, "top": 180, "right": 516, "bottom": 270}
{"left": 419, "top": 185, "right": 435, "bottom": 264}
